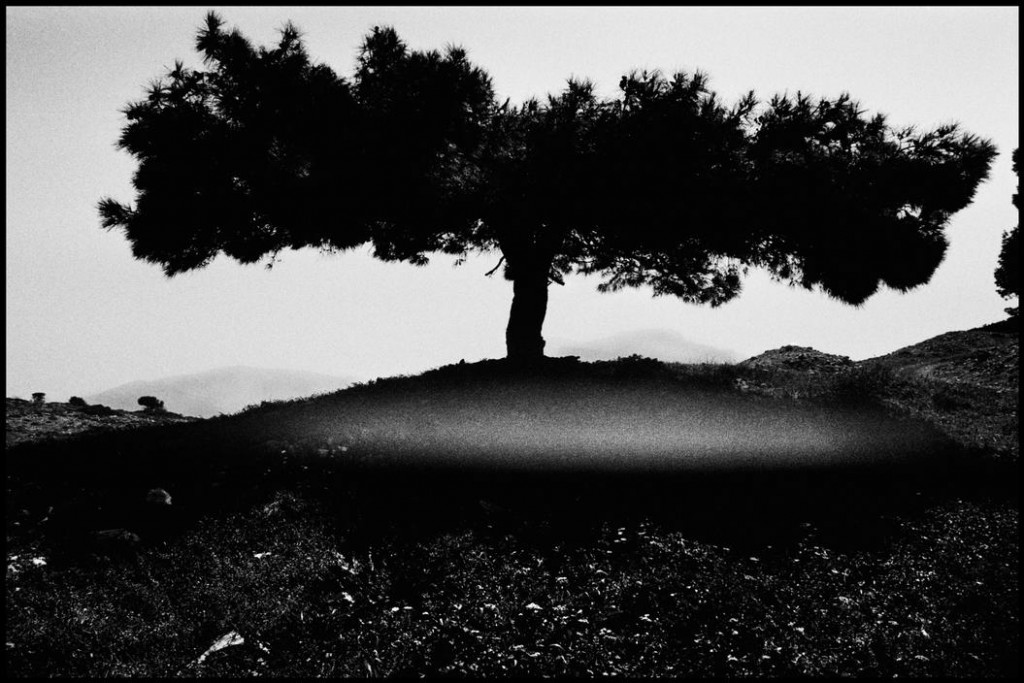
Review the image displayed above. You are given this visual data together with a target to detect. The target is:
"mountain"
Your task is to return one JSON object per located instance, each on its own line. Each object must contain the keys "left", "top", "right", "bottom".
{"left": 548, "top": 329, "right": 739, "bottom": 364}
{"left": 85, "top": 366, "right": 356, "bottom": 418}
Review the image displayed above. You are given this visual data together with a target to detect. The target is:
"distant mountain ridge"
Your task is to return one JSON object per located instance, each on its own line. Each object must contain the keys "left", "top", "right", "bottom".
{"left": 549, "top": 329, "right": 738, "bottom": 364}
{"left": 85, "top": 366, "right": 355, "bottom": 418}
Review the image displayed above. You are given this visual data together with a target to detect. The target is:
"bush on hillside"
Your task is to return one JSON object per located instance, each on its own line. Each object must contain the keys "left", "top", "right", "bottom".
{"left": 138, "top": 396, "right": 165, "bottom": 413}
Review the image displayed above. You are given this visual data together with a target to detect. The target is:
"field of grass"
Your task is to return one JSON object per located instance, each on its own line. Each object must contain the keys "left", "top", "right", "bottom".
{"left": 5, "top": 356, "right": 1018, "bottom": 676}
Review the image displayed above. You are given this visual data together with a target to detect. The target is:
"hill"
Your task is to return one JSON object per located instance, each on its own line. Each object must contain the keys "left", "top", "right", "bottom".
{"left": 735, "top": 323, "right": 1018, "bottom": 461}
{"left": 856, "top": 322, "right": 1018, "bottom": 460}
{"left": 84, "top": 365, "right": 356, "bottom": 418}
{"left": 860, "top": 320, "right": 1018, "bottom": 391}
{"left": 5, "top": 322, "right": 1018, "bottom": 677}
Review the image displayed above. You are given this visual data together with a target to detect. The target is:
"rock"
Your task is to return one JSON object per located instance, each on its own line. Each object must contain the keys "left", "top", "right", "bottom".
{"left": 146, "top": 488, "right": 172, "bottom": 506}
{"left": 740, "top": 346, "right": 854, "bottom": 373}
{"left": 138, "top": 488, "right": 176, "bottom": 542}
{"left": 196, "top": 630, "right": 245, "bottom": 666}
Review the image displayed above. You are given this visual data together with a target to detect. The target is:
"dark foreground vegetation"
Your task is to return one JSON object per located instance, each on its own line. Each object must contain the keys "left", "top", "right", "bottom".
{"left": 5, "top": 352, "right": 1018, "bottom": 677}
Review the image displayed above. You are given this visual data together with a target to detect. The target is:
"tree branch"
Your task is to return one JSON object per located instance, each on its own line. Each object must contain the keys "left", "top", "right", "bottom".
{"left": 484, "top": 255, "right": 505, "bottom": 277}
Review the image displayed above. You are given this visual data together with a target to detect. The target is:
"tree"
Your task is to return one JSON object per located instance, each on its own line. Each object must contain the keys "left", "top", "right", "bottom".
{"left": 101, "top": 13, "right": 998, "bottom": 362}
{"left": 994, "top": 149, "right": 1019, "bottom": 317}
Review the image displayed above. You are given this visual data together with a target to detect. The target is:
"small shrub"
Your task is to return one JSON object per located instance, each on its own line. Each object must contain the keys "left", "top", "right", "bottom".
{"left": 138, "top": 396, "right": 166, "bottom": 412}
{"left": 603, "top": 355, "right": 668, "bottom": 380}
{"left": 32, "top": 392, "right": 46, "bottom": 405}
{"left": 83, "top": 404, "right": 116, "bottom": 416}
{"left": 69, "top": 396, "right": 88, "bottom": 407}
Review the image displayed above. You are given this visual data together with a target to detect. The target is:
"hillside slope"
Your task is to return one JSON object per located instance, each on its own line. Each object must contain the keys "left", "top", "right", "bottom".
{"left": 9, "top": 322, "right": 1017, "bottom": 459}
{"left": 5, "top": 324, "right": 1018, "bottom": 678}
{"left": 736, "top": 321, "right": 1018, "bottom": 461}
{"left": 858, "top": 322, "right": 1018, "bottom": 460}
{"left": 861, "top": 321, "right": 1018, "bottom": 391}
{"left": 85, "top": 366, "right": 356, "bottom": 418}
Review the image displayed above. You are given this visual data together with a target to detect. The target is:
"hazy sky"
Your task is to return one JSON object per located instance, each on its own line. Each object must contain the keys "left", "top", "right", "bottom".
{"left": 6, "top": 6, "right": 1019, "bottom": 400}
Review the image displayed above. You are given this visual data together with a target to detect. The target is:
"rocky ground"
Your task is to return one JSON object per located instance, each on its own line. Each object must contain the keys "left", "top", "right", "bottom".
{"left": 863, "top": 320, "right": 1018, "bottom": 392}
{"left": 739, "top": 345, "right": 855, "bottom": 374}
{"left": 857, "top": 320, "right": 1018, "bottom": 460}
{"left": 5, "top": 398, "right": 197, "bottom": 449}
{"left": 737, "top": 320, "right": 1019, "bottom": 461}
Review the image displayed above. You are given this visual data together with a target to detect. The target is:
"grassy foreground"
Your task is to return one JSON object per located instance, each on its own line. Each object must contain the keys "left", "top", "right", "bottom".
{"left": 5, "top": 357, "right": 1019, "bottom": 677}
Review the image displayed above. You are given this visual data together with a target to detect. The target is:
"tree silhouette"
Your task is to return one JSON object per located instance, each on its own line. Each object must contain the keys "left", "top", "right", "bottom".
{"left": 101, "top": 13, "right": 998, "bottom": 361}
{"left": 994, "top": 149, "right": 1019, "bottom": 317}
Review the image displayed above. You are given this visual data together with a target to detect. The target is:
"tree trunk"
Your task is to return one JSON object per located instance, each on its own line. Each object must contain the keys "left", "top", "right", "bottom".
{"left": 505, "top": 264, "right": 549, "bottom": 363}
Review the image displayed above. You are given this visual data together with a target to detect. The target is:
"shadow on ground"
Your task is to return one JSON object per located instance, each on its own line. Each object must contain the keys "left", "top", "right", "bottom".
{"left": 8, "top": 427, "right": 1015, "bottom": 566}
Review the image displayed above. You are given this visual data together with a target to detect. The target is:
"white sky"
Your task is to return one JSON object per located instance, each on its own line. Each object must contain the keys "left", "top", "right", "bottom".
{"left": 6, "top": 6, "right": 1019, "bottom": 400}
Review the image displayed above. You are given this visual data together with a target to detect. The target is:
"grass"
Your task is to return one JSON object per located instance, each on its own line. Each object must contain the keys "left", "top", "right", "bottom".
{"left": 5, "top": 356, "right": 1019, "bottom": 677}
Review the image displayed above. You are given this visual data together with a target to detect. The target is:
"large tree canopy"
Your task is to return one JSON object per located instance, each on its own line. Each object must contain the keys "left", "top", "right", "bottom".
{"left": 994, "top": 148, "right": 1019, "bottom": 316}
{"left": 98, "top": 15, "right": 493, "bottom": 273}
{"left": 101, "top": 13, "right": 998, "bottom": 360}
